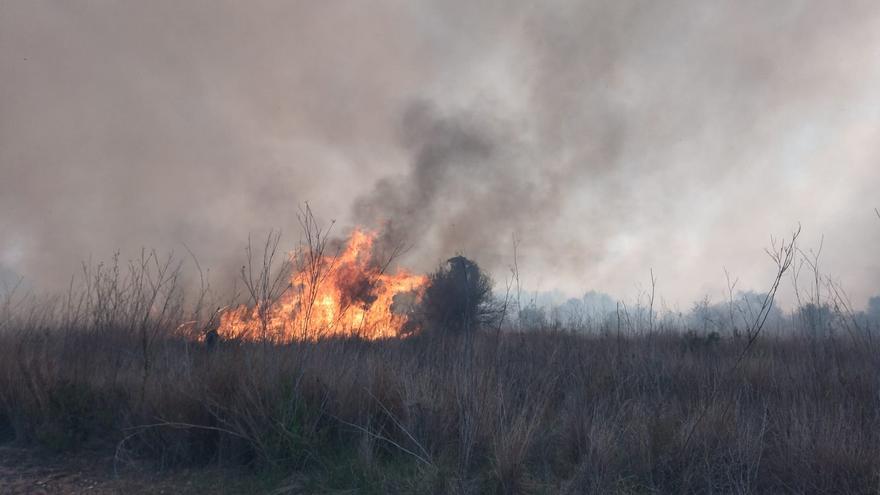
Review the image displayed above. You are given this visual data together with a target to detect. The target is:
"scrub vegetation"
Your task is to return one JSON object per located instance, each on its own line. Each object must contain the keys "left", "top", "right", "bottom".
{"left": 1, "top": 227, "right": 879, "bottom": 494}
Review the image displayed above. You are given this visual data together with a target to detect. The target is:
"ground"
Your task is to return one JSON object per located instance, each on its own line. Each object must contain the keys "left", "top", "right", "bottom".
{"left": 0, "top": 446, "right": 297, "bottom": 495}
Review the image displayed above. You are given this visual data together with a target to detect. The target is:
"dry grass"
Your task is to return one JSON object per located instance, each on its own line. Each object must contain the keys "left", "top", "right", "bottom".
{"left": 2, "top": 317, "right": 879, "bottom": 494}
{"left": 1, "top": 227, "right": 877, "bottom": 493}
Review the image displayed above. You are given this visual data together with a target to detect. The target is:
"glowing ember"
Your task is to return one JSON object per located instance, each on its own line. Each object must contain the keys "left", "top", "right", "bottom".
{"left": 218, "top": 229, "right": 427, "bottom": 341}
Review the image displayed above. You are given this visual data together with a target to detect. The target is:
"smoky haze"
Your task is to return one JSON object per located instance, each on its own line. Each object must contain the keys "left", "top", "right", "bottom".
{"left": 1, "top": 1, "right": 879, "bottom": 308}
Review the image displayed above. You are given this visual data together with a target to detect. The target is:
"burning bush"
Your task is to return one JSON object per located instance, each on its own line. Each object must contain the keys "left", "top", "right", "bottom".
{"left": 217, "top": 228, "right": 427, "bottom": 342}
{"left": 420, "top": 255, "right": 494, "bottom": 334}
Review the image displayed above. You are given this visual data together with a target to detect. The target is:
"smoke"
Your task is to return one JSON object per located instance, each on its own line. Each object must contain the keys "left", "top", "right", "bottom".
{"left": 353, "top": 99, "right": 563, "bottom": 272}
{"left": 2, "top": 1, "right": 880, "bottom": 308}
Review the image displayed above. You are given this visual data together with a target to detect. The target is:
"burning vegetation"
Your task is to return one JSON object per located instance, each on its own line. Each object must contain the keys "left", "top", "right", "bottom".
{"left": 217, "top": 228, "right": 427, "bottom": 342}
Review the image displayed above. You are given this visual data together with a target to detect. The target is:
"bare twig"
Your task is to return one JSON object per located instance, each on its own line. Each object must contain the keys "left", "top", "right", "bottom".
{"left": 723, "top": 268, "right": 740, "bottom": 337}
{"left": 123, "top": 420, "right": 253, "bottom": 439}
{"left": 366, "top": 388, "right": 434, "bottom": 466}
{"left": 331, "top": 414, "right": 435, "bottom": 468}
{"left": 681, "top": 225, "right": 800, "bottom": 453}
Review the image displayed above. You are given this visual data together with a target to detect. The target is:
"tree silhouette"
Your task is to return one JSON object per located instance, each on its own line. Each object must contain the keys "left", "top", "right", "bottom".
{"left": 421, "top": 255, "right": 493, "bottom": 334}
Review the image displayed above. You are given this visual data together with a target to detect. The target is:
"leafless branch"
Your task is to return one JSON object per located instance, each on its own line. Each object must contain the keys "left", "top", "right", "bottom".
{"left": 682, "top": 224, "right": 800, "bottom": 453}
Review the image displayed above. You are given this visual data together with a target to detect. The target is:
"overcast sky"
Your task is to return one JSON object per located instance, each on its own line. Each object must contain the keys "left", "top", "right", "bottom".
{"left": 2, "top": 1, "right": 879, "bottom": 308}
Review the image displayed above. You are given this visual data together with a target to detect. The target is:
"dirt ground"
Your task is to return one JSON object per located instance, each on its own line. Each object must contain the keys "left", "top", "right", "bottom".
{"left": 0, "top": 446, "right": 298, "bottom": 495}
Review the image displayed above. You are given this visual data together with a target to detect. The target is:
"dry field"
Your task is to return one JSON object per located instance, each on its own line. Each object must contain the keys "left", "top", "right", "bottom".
{"left": 1, "top": 322, "right": 878, "bottom": 494}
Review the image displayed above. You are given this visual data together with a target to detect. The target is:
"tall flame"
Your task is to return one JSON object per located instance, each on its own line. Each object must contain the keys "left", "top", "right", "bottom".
{"left": 217, "top": 229, "right": 427, "bottom": 341}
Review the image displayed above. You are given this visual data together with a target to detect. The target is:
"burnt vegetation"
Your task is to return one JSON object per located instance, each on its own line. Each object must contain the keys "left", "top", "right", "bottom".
{"left": 1, "top": 224, "right": 880, "bottom": 494}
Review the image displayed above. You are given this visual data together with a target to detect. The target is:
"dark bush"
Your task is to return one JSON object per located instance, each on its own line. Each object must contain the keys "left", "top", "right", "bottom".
{"left": 0, "top": 410, "right": 13, "bottom": 444}
{"left": 683, "top": 329, "right": 721, "bottom": 351}
{"left": 35, "top": 381, "right": 124, "bottom": 451}
{"left": 420, "top": 256, "right": 493, "bottom": 334}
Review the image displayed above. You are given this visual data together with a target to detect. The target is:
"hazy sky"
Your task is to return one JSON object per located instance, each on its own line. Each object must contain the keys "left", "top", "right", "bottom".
{"left": 2, "top": 1, "right": 879, "bottom": 308}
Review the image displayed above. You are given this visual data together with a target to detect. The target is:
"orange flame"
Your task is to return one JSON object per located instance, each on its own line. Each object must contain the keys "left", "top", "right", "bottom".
{"left": 218, "top": 229, "right": 427, "bottom": 341}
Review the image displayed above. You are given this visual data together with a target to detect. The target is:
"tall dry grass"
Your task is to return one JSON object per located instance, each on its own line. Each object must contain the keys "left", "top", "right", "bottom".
{"left": 2, "top": 226, "right": 878, "bottom": 493}
{"left": 2, "top": 305, "right": 879, "bottom": 494}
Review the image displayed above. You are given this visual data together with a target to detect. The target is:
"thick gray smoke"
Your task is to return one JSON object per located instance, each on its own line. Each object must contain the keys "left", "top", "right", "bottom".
{"left": 2, "top": 1, "right": 879, "bottom": 308}
{"left": 353, "top": 100, "right": 566, "bottom": 274}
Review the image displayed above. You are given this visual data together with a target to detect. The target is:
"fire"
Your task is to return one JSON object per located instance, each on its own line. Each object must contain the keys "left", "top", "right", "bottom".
{"left": 217, "top": 229, "right": 427, "bottom": 341}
